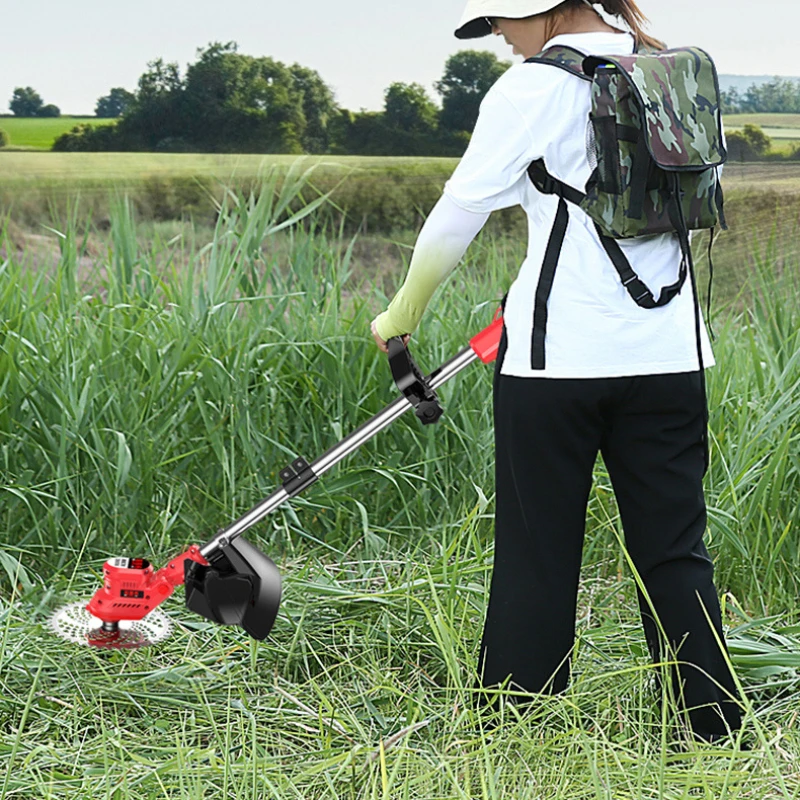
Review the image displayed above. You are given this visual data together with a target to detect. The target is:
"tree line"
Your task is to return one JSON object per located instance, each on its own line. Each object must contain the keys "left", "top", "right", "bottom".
{"left": 721, "top": 78, "right": 800, "bottom": 114}
{"left": 39, "top": 42, "right": 509, "bottom": 157}
{"left": 8, "top": 47, "right": 799, "bottom": 157}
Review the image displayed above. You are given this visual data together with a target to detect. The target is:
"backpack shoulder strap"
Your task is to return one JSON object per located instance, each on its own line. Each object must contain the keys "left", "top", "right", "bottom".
{"left": 524, "top": 45, "right": 592, "bottom": 81}
{"left": 527, "top": 160, "right": 585, "bottom": 207}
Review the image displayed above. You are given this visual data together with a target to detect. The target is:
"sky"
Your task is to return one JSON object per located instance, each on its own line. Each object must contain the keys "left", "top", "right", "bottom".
{"left": 0, "top": 0, "right": 795, "bottom": 116}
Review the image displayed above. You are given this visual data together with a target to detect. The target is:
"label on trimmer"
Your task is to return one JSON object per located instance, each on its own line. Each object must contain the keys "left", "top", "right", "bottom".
{"left": 109, "top": 557, "right": 150, "bottom": 570}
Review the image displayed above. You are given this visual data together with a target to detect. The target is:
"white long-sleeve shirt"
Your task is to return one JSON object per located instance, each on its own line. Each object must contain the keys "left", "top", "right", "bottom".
{"left": 375, "top": 30, "right": 715, "bottom": 379}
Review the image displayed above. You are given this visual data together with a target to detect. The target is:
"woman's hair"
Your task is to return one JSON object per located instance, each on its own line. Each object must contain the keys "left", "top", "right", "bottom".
{"left": 549, "top": 0, "right": 666, "bottom": 51}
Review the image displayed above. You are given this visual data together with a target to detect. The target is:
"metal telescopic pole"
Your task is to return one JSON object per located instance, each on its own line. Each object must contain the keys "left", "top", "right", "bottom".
{"left": 200, "top": 345, "right": 479, "bottom": 558}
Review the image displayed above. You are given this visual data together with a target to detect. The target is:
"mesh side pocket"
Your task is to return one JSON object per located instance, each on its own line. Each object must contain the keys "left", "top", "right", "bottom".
{"left": 585, "top": 117, "right": 598, "bottom": 172}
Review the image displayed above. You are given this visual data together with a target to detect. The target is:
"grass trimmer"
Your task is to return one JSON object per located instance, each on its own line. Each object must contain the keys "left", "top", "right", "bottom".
{"left": 48, "top": 310, "right": 504, "bottom": 649}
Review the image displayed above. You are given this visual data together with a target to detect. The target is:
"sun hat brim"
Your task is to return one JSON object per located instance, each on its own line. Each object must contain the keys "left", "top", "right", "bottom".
{"left": 455, "top": 18, "right": 493, "bottom": 39}
{"left": 454, "top": 1, "right": 568, "bottom": 39}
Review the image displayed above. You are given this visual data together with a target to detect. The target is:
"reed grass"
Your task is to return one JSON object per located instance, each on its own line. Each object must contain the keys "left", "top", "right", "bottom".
{"left": 1, "top": 166, "right": 799, "bottom": 798}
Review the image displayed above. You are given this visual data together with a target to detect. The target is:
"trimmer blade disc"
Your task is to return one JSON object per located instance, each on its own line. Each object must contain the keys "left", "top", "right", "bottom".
{"left": 47, "top": 601, "right": 173, "bottom": 649}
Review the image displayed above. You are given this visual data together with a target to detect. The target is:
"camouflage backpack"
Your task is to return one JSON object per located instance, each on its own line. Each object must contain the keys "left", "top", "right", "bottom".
{"left": 522, "top": 44, "right": 726, "bottom": 372}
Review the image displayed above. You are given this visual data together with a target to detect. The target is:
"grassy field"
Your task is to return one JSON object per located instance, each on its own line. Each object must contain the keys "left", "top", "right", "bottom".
{"left": 0, "top": 152, "right": 456, "bottom": 184}
{"left": 0, "top": 153, "right": 475, "bottom": 235}
{"left": 728, "top": 128, "right": 800, "bottom": 141}
{"left": 0, "top": 116, "right": 115, "bottom": 150}
{"left": 1, "top": 152, "right": 798, "bottom": 191}
{"left": 1, "top": 150, "right": 799, "bottom": 234}
{"left": 723, "top": 113, "right": 800, "bottom": 132}
{"left": 1, "top": 168, "right": 799, "bottom": 797}
{"left": 1, "top": 154, "right": 799, "bottom": 320}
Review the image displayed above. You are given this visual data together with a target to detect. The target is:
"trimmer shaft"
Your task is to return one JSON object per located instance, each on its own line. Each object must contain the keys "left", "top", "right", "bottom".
{"left": 48, "top": 312, "right": 505, "bottom": 646}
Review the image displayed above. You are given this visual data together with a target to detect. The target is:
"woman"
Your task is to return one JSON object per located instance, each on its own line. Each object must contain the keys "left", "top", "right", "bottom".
{"left": 371, "top": 0, "right": 745, "bottom": 746}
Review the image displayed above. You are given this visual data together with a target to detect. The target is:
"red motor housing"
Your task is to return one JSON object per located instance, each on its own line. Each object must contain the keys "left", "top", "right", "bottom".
{"left": 86, "top": 546, "right": 208, "bottom": 623}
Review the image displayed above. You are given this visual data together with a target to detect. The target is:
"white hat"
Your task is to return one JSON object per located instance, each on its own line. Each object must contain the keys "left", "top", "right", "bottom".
{"left": 455, "top": 0, "right": 569, "bottom": 39}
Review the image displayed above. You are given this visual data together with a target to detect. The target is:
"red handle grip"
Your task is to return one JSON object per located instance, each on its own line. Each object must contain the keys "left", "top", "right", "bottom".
{"left": 469, "top": 307, "right": 504, "bottom": 364}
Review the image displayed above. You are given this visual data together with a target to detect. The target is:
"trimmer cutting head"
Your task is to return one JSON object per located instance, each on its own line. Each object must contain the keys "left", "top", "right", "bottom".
{"left": 184, "top": 535, "right": 282, "bottom": 640}
{"left": 47, "top": 601, "right": 172, "bottom": 649}
{"left": 46, "top": 539, "right": 282, "bottom": 648}
{"left": 47, "top": 549, "right": 207, "bottom": 649}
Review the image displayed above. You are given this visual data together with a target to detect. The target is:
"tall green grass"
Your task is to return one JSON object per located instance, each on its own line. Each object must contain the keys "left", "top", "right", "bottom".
{"left": 1, "top": 167, "right": 800, "bottom": 797}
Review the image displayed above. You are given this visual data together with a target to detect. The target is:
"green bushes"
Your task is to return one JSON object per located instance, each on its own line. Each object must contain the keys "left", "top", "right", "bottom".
{"left": 726, "top": 124, "right": 772, "bottom": 161}
{"left": 726, "top": 123, "right": 800, "bottom": 161}
{"left": 52, "top": 122, "right": 118, "bottom": 152}
{"left": 0, "top": 128, "right": 8, "bottom": 148}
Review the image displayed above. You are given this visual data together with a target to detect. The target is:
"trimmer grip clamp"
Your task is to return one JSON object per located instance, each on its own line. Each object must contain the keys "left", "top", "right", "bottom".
{"left": 387, "top": 337, "right": 444, "bottom": 425}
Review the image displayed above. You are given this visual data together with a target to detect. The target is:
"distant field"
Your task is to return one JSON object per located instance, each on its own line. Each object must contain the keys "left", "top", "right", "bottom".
{"left": 0, "top": 113, "right": 798, "bottom": 151}
{"left": 718, "top": 161, "right": 800, "bottom": 190}
{"left": 0, "top": 153, "right": 463, "bottom": 230}
{"left": 734, "top": 127, "right": 800, "bottom": 141}
{"left": 0, "top": 116, "right": 115, "bottom": 149}
{"left": 723, "top": 113, "right": 800, "bottom": 132}
{"left": 1, "top": 152, "right": 798, "bottom": 191}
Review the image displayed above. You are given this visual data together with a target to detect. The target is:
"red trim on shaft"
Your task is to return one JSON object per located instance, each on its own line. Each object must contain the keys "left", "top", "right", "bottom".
{"left": 469, "top": 307, "right": 504, "bottom": 364}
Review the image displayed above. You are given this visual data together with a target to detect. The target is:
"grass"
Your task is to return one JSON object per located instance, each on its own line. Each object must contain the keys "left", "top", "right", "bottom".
{"left": 0, "top": 153, "right": 466, "bottom": 233}
{"left": 0, "top": 152, "right": 458, "bottom": 183}
{"left": 1, "top": 165, "right": 800, "bottom": 797}
{"left": 1, "top": 151, "right": 799, "bottom": 252}
{"left": 0, "top": 116, "right": 116, "bottom": 150}
{"left": 1, "top": 152, "right": 797, "bottom": 190}
{"left": 720, "top": 162, "right": 800, "bottom": 191}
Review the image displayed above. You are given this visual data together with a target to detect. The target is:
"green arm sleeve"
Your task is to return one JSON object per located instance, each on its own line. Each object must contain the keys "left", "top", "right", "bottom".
{"left": 373, "top": 194, "right": 490, "bottom": 341}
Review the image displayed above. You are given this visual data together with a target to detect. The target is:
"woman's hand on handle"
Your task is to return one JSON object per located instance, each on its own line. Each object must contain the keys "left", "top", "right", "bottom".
{"left": 371, "top": 317, "right": 410, "bottom": 354}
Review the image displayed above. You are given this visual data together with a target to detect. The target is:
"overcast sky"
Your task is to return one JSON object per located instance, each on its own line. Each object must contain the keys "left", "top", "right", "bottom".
{"left": 0, "top": 1, "right": 793, "bottom": 116}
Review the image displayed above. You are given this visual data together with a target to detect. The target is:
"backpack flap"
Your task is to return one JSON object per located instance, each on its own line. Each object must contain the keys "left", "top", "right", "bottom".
{"left": 581, "top": 47, "right": 726, "bottom": 239}
{"left": 583, "top": 47, "right": 726, "bottom": 170}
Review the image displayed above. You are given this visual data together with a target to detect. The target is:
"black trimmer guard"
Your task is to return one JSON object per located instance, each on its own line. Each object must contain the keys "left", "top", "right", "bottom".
{"left": 184, "top": 536, "right": 281, "bottom": 640}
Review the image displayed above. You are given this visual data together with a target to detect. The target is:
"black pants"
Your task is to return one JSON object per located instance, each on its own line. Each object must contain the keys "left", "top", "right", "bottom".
{"left": 474, "top": 327, "right": 744, "bottom": 741}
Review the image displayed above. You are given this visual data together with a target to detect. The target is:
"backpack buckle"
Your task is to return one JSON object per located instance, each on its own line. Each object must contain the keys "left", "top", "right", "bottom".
{"left": 537, "top": 174, "right": 561, "bottom": 197}
{"left": 528, "top": 161, "right": 561, "bottom": 197}
{"left": 622, "top": 275, "right": 653, "bottom": 305}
